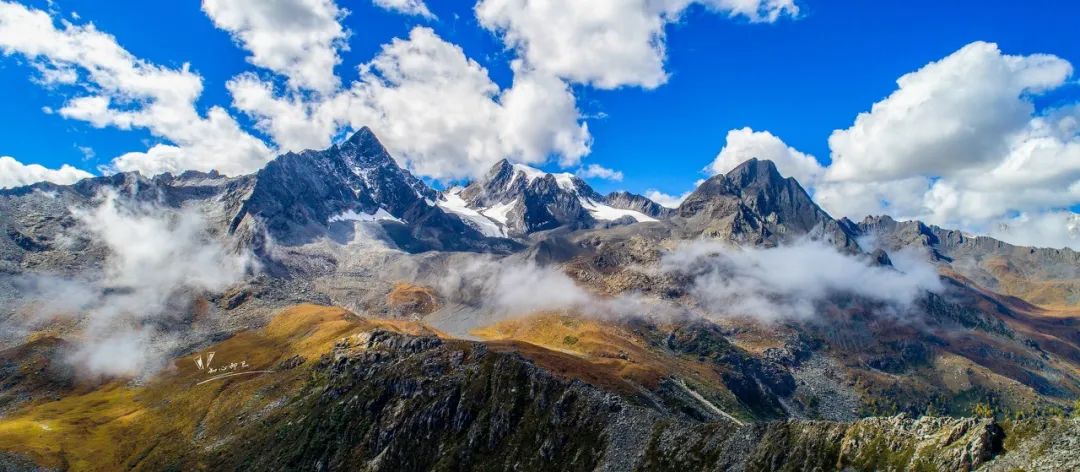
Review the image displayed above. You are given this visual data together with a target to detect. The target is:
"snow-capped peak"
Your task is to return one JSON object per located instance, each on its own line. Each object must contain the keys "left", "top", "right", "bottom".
{"left": 510, "top": 163, "right": 578, "bottom": 192}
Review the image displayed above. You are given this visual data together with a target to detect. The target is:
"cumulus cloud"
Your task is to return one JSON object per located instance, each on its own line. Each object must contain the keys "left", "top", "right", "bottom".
{"left": 0, "top": 1, "right": 272, "bottom": 176}
{"left": 201, "top": 0, "right": 348, "bottom": 93}
{"left": 826, "top": 41, "right": 1072, "bottom": 182}
{"left": 708, "top": 127, "right": 824, "bottom": 186}
{"left": 0, "top": 155, "right": 93, "bottom": 189}
{"left": 576, "top": 164, "right": 624, "bottom": 181}
{"left": 645, "top": 190, "right": 688, "bottom": 208}
{"left": 475, "top": 0, "right": 798, "bottom": 89}
{"left": 227, "top": 27, "right": 591, "bottom": 180}
{"left": 812, "top": 41, "right": 1080, "bottom": 249}
{"left": 660, "top": 239, "right": 943, "bottom": 321}
{"left": 9, "top": 191, "right": 253, "bottom": 377}
{"left": 373, "top": 0, "right": 434, "bottom": 19}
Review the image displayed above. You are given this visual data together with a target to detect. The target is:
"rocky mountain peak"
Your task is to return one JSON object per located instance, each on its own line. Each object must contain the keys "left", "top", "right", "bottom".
{"left": 227, "top": 127, "right": 506, "bottom": 253}
{"left": 678, "top": 158, "right": 860, "bottom": 251}
{"left": 486, "top": 158, "right": 515, "bottom": 180}
{"left": 342, "top": 125, "right": 378, "bottom": 146}
{"left": 725, "top": 157, "right": 788, "bottom": 190}
{"left": 332, "top": 126, "right": 399, "bottom": 169}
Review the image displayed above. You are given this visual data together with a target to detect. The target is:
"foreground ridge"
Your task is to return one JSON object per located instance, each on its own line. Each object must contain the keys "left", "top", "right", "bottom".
{"left": 3, "top": 305, "right": 1074, "bottom": 472}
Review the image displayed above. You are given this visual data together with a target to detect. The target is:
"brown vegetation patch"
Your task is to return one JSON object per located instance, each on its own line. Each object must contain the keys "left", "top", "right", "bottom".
{"left": 386, "top": 282, "right": 439, "bottom": 317}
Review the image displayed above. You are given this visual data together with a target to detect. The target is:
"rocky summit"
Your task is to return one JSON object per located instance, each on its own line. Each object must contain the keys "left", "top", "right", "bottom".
{"left": 1, "top": 129, "right": 1080, "bottom": 471}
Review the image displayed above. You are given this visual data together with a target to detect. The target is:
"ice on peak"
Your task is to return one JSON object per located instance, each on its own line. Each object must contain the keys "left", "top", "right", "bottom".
{"left": 510, "top": 163, "right": 578, "bottom": 192}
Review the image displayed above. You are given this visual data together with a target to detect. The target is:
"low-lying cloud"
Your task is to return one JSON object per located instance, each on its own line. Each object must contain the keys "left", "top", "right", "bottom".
{"left": 433, "top": 256, "right": 656, "bottom": 326}
{"left": 10, "top": 191, "right": 253, "bottom": 378}
{"left": 660, "top": 239, "right": 943, "bottom": 321}
{"left": 437, "top": 257, "right": 596, "bottom": 316}
{"left": 432, "top": 238, "right": 942, "bottom": 328}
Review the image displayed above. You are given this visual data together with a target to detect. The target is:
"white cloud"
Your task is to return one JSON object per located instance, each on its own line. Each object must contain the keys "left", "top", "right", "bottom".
{"left": 373, "top": 0, "right": 434, "bottom": 19}
{"left": 708, "top": 127, "right": 824, "bottom": 185}
{"left": 645, "top": 190, "right": 687, "bottom": 208}
{"left": 107, "top": 107, "right": 271, "bottom": 177}
{"left": 812, "top": 41, "right": 1080, "bottom": 249}
{"left": 576, "top": 164, "right": 624, "bottom": 181}
{"left": 660, "top": 239, "right": 942, "bottom": 321}
{"left": 68, "top": 194, "right": 250, "bottom": 376}
{"left": 0, "top": 2, "right": 272, "bottom": 177}
{"left": 434, "top": 256, "right": 654, "bottom": 326}
{"left": 827, "top": 41, "right": 1072, "bottom": 183}
{"left": 707, "top": 122, "right": 1080, "bottom": 249}
{"left": 441, "top": 258, "right": 594, "bottom": 315}
{"left": 228, "top": 27, "right": 591, "bottom": 180}
{"left": 0, "top": 155, "right": 93, "bottom": 189}
{"left": 201, "top": 0, "right": 348, "bottom": 93}
{"left": 646, "top": 179, "right": 704, "bottom": 208}
{"left": 76, "top": 145, "right": 95, "bottom": 160}
{"left": 812, "top": 177, "right": 930, "bottom": 223}
{"left": 475, "top": 0, "right": 798, "bottom": 89}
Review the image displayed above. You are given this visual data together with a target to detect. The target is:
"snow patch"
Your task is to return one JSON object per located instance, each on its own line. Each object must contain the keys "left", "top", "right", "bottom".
{"left": 329, "top": 208, "right": 403, "bottom": 224}
{"left": 553, "top": 173, "right": 577, "bottom": 191}
{"left": 438, "top": 189, "right": 507, "bottom": 237}
{"left": 482, "top": 199, "right": 517, "bottom": 225}
{"left": 580, "top": 199, "right": 657, "bottom": 223}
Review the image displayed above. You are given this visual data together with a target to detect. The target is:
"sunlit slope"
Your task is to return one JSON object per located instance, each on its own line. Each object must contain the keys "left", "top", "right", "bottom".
{"left": 0, "top": 304, "right": 434, "bottom": 471}
{"left": 471, "top": 307, "right": 1080, "bottom": 422}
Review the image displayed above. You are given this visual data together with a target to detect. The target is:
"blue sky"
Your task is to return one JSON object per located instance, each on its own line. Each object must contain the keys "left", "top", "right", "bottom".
{"left": 2, "top": 0, "right": 1080, "bottom": 248}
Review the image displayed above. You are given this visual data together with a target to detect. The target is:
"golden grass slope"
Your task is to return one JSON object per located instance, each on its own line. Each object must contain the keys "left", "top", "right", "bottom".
{"left": 0, "top": 304, "right": 435, "bottom": 471}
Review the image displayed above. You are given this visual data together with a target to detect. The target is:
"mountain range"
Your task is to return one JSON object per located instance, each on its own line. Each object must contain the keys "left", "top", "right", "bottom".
{"left": 1, "top": 128, "right": 1079, "bottom": 471}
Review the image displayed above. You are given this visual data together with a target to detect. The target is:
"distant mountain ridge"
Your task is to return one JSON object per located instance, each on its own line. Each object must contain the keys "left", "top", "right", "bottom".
{"left": 439, "top": 159, "right": 668, "bottom": 237}
{"left": 852, "top": 214, "right": 1080, "bottom": 308}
